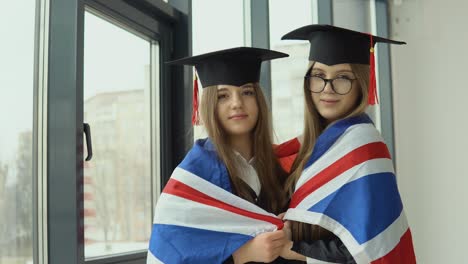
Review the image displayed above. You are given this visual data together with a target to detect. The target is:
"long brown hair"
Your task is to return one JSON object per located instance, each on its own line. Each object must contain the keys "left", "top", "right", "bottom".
{"left": 200, "top": 83, "right": 286, "bottom": 214}
{"left": 286, "top": 62, "right": 370, "bottom": 241}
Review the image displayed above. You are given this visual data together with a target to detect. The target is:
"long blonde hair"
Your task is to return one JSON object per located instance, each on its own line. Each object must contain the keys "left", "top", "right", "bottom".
{"left": 287, "top": 62, "right": 370, "bottom": 241}
{"left": 200, "top": 83, "right": 286, "bottom": 214}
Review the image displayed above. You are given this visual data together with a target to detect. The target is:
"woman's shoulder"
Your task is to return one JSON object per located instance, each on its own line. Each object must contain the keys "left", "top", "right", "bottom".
{"left": 335, "top": 114, "right": 383, "bottom": 140}
{"left": 176, "top": 137, "right": 232, "bottom": 192}
{"left": 343, "top": 121, "right": 383, "bottom": 142}
{"left": 314, "top": 114, "right": 388, "bottom": 159}
{"left": 334, "top": 117, "right": 391, "bottom": 159}
{"left": 178, "top": 137, "right": 219, "bottom": 169}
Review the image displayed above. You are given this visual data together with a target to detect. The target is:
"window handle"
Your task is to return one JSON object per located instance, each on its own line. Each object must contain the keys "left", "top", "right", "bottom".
{"left": 83, "top": 123, "right": 93, "bottom": 161}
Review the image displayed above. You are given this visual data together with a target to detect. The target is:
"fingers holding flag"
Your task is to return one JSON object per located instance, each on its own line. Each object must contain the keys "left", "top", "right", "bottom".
{"left": 232, "top": 229, "right": 289, "bottom": 263}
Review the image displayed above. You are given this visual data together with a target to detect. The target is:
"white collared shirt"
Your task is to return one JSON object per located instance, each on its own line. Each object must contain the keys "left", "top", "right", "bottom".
{"left": 233, "top": 151, "right": 261, "bottom": 196}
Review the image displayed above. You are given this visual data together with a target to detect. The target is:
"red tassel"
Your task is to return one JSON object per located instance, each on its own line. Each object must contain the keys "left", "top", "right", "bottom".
{"left": 192, "top": 73, "right": 200, "bottom": 125}
{"left": 368, "top": 34, "right": 378, "bottom": 105}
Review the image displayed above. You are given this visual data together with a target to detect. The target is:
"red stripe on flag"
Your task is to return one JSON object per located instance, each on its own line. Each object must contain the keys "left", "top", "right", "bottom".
{"left": 289, "top": 142, "right": 391, "bottom": 208}
{"left": 371, "top": 228, "right": 416, "bottom": 264}
{"left": 163, "top": 178, "right": 284, "bottom": 229}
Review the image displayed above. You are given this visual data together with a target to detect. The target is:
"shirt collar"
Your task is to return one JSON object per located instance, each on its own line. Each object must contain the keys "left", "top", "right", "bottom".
{"left": 233, "top": 150, "right": 255, "bottom": 165}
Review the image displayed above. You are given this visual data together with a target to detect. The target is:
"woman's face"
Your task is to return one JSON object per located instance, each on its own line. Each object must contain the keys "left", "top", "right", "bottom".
{"left": 309, "top": 62, "right": 361, "bottom": 123}
{"left": 216, "top": 83, "right": 259, "bottom": 138}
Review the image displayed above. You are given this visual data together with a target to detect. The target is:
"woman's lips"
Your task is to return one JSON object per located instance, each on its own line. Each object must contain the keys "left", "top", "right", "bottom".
{"left": 320, "top": 99, "right": 339, "bottom": 105}
{"left": 229, "top": 114, "right": 248, "bottom": 120}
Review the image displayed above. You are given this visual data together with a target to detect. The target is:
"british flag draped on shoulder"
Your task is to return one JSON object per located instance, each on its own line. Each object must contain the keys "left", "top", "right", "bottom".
{"left": 147, "top": 138, "right": 283, "bottom": 264}
{"left": 283, "top": 114, "right": 416, "bottom": 264}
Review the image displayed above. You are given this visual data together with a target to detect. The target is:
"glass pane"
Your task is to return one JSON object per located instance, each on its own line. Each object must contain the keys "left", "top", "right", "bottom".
{"left": 83, "top": 11, "right": 154, "bottom": 258}
{"left": 0, "top": 2, "right": 36, "bottom": 264}
{"left": 192, "top": 0, "right": 246, "bottom": 54}
{"left": 269, "top": 0, "right": 313, "bottom": 143}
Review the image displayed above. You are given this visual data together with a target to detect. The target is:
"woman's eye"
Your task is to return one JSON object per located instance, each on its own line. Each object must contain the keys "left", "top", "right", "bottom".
{"left": 242, "top": 90, "right": 255, "bottom": 96}
{"left": 312, "top": 74, "right": 325, "bottom": 78}
{"left": 217, "top": 94, "right": 228, "bottom": 100}
{"left": 337, "top": 75, "right": 353, "bottom": 80}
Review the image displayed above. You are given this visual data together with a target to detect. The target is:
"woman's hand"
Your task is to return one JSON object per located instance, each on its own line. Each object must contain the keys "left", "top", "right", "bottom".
{"left": 283, "top": 220, "right": 292, "bottom": 241}
{"left": 279, "top": 221, "right": 306, "bottom": 261}
{"left": 232, "top": 230, "right": 287, "bottom": 264}
{"left": 277, "top": 212, "right": 286, "bottom": 220}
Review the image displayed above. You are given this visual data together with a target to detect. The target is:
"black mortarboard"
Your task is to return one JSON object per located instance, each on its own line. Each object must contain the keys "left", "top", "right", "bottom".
{"left": 167, "top": 47, "right": 288, "bottom": 125}
{"left": 167, "top": 47, "right": 288, "bottom": 87}
{"left": 282, "top": 24, "right": 406, "bottom": 105}
{"left": 281, "top": 24, "right": 406, "bottom": 65}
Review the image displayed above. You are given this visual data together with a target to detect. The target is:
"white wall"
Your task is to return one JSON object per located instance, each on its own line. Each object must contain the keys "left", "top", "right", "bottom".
{"left": 389, "top": 1, "right": 468, "bottom": 263}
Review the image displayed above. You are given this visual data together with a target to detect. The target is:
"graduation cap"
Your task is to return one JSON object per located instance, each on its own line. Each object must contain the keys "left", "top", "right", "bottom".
{"left": 167, "top": 47, "right": 289, "bottom": 125}
{"left": 281, "top": 24, "right": 406, "bottom": 105}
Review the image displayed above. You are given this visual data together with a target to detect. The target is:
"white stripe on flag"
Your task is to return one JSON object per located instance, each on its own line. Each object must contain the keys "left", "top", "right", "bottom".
{"left": 284, "top": 208, "right": 411, "bottom": 263}
{"left": 171, "top": 167, "right": 277, "bottom": 216}
{"left": 284, "top": 208, "right": 371, "bottom": 264}
{"left": 155, "top": 193, "right": 277, "bottom": 236}
{"left": 296, "top": 123, "right": 383, "bottom": 190}
{"left": 295, "top": 158, "right": 395, "bottom": 210}
{"left": 362, "top": 210, "right": 410, "bottom": 260}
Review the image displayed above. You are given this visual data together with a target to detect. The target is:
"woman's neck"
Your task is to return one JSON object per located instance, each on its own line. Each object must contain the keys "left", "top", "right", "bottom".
{"left": 228, "top": 134, "right": 253, "bottom": 161}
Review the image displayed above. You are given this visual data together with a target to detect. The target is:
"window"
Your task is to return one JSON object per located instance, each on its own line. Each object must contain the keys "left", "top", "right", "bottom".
{"left": 269, "top": 0, "right": 315, "bottom": 143}
{"left": 0, "top": 2, "right": 37, "bottom": 264}
{"left": 83, "top": 11, "right": 156, "bottom": 259}
{"left": 192, "top": 0, "right": 248, "bottom": 54}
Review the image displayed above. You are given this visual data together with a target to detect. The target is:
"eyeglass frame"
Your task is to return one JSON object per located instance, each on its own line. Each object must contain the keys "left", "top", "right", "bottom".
{"left": 304, "top": 74, "right": 357, "bottom": 95}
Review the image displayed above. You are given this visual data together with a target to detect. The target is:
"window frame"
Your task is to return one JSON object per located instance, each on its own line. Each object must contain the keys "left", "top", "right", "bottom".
{"left": 46, "top": 0, "right": 189, "bottom": 264}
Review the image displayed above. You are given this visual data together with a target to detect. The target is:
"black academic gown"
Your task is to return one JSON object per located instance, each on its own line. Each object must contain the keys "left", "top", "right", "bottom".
{"left": 274, "top": 237, "right": 356, "bottom": 264}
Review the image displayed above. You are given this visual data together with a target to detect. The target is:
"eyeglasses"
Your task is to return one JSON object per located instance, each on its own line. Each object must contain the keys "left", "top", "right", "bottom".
{"left": 304, "top": 75, "right": 356, "bottom": 95}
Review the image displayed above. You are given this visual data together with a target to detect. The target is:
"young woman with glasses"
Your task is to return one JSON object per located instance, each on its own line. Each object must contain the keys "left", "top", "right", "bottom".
{"left": 274, "top": 25, "right": 416, "bottom": 264}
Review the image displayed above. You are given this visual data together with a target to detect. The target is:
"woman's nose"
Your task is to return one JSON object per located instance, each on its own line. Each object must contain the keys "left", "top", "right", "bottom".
{"left": 230, "top": 91, "right": 243, "bottom": 108}
{"left": 322, "top": 80, "right": 335, "bottom": 94}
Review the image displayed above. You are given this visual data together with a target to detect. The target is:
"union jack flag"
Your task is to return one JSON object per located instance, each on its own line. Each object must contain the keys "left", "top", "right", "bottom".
{"left": 283, "top": 114, "right": 416, "bottom": 264}
{"left": 147, "top": 138, "right": 283, "bottom": 264}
